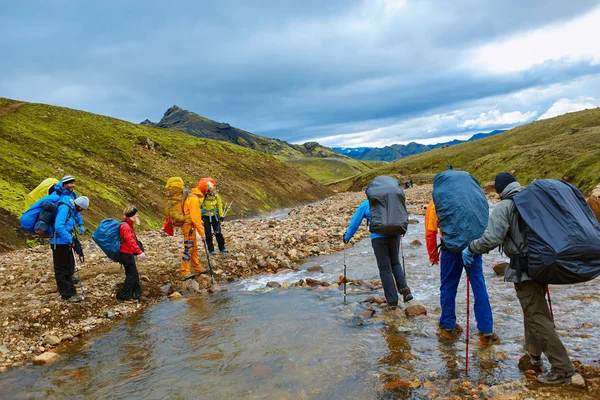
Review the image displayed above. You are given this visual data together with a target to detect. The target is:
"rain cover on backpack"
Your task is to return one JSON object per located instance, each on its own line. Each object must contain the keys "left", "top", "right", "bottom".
{"left": 366, "top": 176, "right": 408, "bottom": 235}
{"left": 92, "top": 219, "right": 123, "bottom": 262}
{"left": 513, "top": 179, "right": 600, "bottom": 284}
{"left": 432, "top": 170, "right": 489, "bottom": 253}
{"left": 164, "top": 177, "right": 188, "bottom": 227}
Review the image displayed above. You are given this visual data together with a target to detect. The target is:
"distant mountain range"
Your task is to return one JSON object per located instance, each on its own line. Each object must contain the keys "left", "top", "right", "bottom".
{"left": 333, "top": 130, "right": 506, "bottom": 161}
{"left": 142, "top": 106, "right": 343, "bottom": 159}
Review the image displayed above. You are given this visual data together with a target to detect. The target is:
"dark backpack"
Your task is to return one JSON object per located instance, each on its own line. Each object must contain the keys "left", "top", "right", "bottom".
{"left": 512, "top": 179, "right": 600, "bottom": 284}
{"left": 432, "top": 170, "right": 489, "bottom": 253}
{"left": 365, "top": 176, "right": 408, "bottom": 235}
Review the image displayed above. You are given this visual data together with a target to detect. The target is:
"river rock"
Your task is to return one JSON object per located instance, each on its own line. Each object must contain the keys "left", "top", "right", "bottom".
{"left": 405, "top": 302, "right": 427, "bottom": 317}
{"left": 44, "top": 335, "right": 61, "bottom": 346}
{"left": 587, "top": 195, "right": 600, "bottom": 223}
{"left": 571, "top": 373, "right": 585, "bottom": 387}
{"left": 492, "top": 262, "right": 508, "bottom": 276}
{"left": 305, "top": 278, "right": 321, "bottom": 287}
{"left": 408, "top": 219, "right": 419, "bottom": 224}
{"left": 168, "top": 292, "right": 182, "bottom": 299}
{"left": 160, "top": 283, "right": 174, "bottom": 295}
{"left": 0, "top": 345, "right": 9, "bottom": 355}
{"left": 307, "top": 265, "right": 324, "bottom": 273}
{"left": 410, "top": 240, "right": 422, "bottom": 246}
{"left": 362, "top": 295, "right": 386, "bottom": 305}
{"left": 348, "top": 316, "right": 364, "bottom": 327}
{"left": 361, "top": 308, "right": 376, "bottom": 318}
{"left": 33, "top": 351, "right": 59, "bottom": 365}
{"left": 481, "top": 380, "right": 526, "bottom": 399}
{"left": 266, "top": 281, "right": 281, "bottom": 288}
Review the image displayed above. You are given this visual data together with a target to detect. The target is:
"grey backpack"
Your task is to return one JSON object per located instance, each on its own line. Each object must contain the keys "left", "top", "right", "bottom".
{"left": 366, "top": 176, "right": 408, "bottom": 235}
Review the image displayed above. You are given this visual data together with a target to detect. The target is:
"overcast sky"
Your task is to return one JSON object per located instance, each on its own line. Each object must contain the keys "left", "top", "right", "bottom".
{"left": 2, "top": 0, "right": 600, "bottom": 147}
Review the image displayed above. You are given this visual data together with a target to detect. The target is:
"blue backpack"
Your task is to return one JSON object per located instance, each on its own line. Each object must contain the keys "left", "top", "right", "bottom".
{"left": 20, "top": 195, "right": 63, "bottom": 237}
{"left": 432, "top": 170, "right": 489, "bottom": 252}
{"left": 92, "top": 219, "right": 123, "bottom": 262}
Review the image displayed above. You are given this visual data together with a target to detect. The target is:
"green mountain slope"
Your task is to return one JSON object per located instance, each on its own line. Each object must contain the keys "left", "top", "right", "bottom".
{"left": 340, "top": 108, "right": 600, "bottom": 194}
{"left": 0, "top": 98, "right": 331, "bottom": 251}
{"left": 287, "top": 157, "right": 379, "bottom": 185}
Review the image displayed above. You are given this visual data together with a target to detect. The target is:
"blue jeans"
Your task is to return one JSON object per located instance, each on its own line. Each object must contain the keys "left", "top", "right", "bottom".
{"left": 440, "top": 251, "right": 493, "bottom": 334}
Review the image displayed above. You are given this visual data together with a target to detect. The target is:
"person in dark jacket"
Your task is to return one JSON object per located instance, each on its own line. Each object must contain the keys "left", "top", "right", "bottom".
{"left": 50, "top": 196, "right": 89, "bottom": 302}
{"left": 343, "top": 198, "right": 413, "bottom": 309}
{"left": 462, "top": 173, "right": 576, "bottom": 385}
{"left": 117, "top": 205, "right": 146, "bottom": 302}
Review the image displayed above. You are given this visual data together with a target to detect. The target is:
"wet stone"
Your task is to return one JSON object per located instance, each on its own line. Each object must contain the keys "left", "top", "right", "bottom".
{"left": 410, "top": 239, "right": 422, "bottom": 246}
{"left": 44, "top": 335, "right": 61, "bottom": 346}
{"left": 33, "top": 351, "right": 59, "bottom": 365}
{"left": 305, "top": 278, "right": 321, "bottom": 287}
{"left": 571, "top": 373, "right": 585, "bottom": 388}
{"left": 361, "top": 308, "right": 376, "bottom": 318}
{"left": 160, "top": 283, "right": 174, "bottom": 295}
{"left": 307, "top": 265, "right": 324, "bottom": 273}
{"left": 266, "top": 281, "right": 281, "bottom": 288}
{"left": 481, "top": 380, "right": 526, "bottom": 399}
{"left": 492, "top": 262, "right": 508, "bottom": 276}
{"left": 405, "top": 302, "right": 427, "bottom": 317}
{"left": 348, "top": 316, "right": 364, "bottom": 327}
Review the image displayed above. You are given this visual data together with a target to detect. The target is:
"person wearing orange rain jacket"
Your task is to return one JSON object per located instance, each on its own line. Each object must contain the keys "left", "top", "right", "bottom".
{"left": 180, "top": 180, "right": 208, "bottom": 280}
{"left": 425, "top": 199, "right": 495, "bottom": 339}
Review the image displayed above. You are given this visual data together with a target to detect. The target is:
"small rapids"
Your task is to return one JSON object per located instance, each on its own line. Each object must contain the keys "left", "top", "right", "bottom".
{"left": 1, "top": 212, "right": 599, "bottom": 399}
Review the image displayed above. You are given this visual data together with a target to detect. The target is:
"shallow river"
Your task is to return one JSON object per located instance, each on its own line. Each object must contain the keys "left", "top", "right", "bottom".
{"left": 1, "top": 212, "right": 599, "bottom": 399}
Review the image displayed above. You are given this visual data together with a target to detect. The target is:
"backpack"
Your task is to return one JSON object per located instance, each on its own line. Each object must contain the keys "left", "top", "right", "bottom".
{"left": 92, "top": 219, "right": 123, "bottom": 262}
{"left": 23, "top": 178, "right": 59, "bottom": 211}
{"left": 511, "top": 179, "right": 600, "bottom": 284}
{"left": 20, "top": 195, "right": 63, "bottom": 237}
{"left": 432, "top": 170, "right": 489, "bottom": 252}
{"left": 365, "top": 176, "right": 409, "bottom": 235}
{"left": 164, "top": 177, "right": 189, "bottom": 227}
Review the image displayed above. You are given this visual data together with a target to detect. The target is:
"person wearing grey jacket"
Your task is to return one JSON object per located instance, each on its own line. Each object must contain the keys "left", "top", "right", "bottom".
{"left": 462, "top": 173, "right": 575, "bottom": 385}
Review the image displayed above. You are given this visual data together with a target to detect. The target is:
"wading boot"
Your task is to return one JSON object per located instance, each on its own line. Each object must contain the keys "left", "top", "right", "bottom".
{"left": 401, "top": 287, "right": 413, "bottom": 302}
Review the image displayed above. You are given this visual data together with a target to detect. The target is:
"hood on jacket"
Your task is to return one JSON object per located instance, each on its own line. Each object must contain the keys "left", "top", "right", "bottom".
{"left": 501, "top": 181, "right": 523, "bottom": 199}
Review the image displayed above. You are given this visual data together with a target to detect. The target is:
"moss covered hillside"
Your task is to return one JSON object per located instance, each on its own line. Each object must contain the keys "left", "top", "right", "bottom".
{"left": 339, "top": 108, "right": 600, "bottom": 193}
{"left": 0, "top": 98, "right": 331, "bottom": 252}
{"left": 287, "top": 157, "right": 381, "bottom": 185}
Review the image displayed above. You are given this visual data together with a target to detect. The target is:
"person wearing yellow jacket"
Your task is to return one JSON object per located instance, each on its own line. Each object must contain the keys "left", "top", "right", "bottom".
{"left": 181, "top": 180, "right": 208, "bottom": 280}
{"left": 201, "top": 181, "right": 228, "bottom": 255}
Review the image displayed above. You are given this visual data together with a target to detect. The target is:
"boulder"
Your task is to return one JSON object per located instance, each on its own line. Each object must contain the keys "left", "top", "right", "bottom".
{"left": 266, "top": 281, "right": 281, "bottom": 288}
{"left": 307, "top": 265, "right": 324, "bottom": 273}
{"left": 587, "top": 195, "right": 600, "bottom": 223}
{"left": 305, "top": 278, "right": 321, "bottom": 287}
{"left": 44, "top": 335, "right": 61, "bottom": 346}
{"left": 405, "top": 302, "right": 427, "bottom": 317}
{"left": 571, "top": 373, "right": 586, "bottom": 388}
{"left": 33, "top": 351, "right": 59, "bottom": 365}
{"left": 492, "top": 262, "right": 508, "bottom": 276}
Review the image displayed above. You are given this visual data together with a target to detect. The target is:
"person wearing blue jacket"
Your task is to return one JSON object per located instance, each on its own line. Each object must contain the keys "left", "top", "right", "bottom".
{"left": 52, "top": 175, "right": 85, "bottom": 235}
{"left": 50, "top": 196, "right": 90, "bottom": 302}
{"left": 343, "top": 199, "right": 413, "bottom": 309}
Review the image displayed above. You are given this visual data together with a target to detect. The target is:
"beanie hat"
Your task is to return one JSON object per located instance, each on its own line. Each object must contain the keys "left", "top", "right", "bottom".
{"left": 74, "top": 196, "right": 89, "bottom": 209}
{"left": 62, "top": 175, "right": 76, "bottom": 184}
{"left": 124, "top": 205, "right": 138, "bottom": 218}
{"left": 495, "top": 172, "right": 517, "bottom": 194}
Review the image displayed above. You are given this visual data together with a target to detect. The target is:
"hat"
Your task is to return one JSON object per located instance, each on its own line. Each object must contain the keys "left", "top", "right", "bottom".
{"left": 74, "top": 196, "right": 89, "bottom": 209}
{"left": 197, "top": 180, "right": 209, "bottom": 194}
{"left": 495, "top": 172, "right": 517, "bottom": 194}
{"left": 125, "top": 206, "right": 138, "bottom": 218}
{"left": 62, "top": 175, "right": 76, "bottom": 184}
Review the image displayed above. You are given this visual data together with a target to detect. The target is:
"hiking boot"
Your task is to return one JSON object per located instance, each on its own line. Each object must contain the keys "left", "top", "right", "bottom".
{"left": 536, "top": 370, "right": 575, "bottom": 385}
{"left": 437, "top": 324, "right": 463, "bottom": 341}
{"left": 481, "top": 332, "right": 500, "bottom": 344}
{"left": 72, "top": 276, "right": 80, "bottom": 285}
{"left": 401, "top": 287, "right": 413, "bottom": 302}
{"left": 135, "top": 295, "right": 148, "bottom": 303}
{"left": 65, "top": 295, "right": 83, "bottom": 303}
{"left": 220, "top": 249, "right": 229, "bottom": 254}
{"left": 209, "top": 251, "right": 217, "bottom": 256}
{"left": 181, "top": 273, "right": 196, "bottom": 281}
{"left": 518, "top": 353, "right": 545, "bottom": 371}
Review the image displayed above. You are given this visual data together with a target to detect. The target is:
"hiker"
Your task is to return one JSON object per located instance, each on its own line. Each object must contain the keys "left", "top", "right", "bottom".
{"left": 117, "top": 205, "right": 146, "bottom": 302}
{"left": 343, "top": 176, "right": 413, "bottom": 309}
{"left": 409, "top": 178, "right": 413, "bottom": 188}
{"left": 462, "top": 173, "right": 576, "bottom": 384}
{"left": 201, "top": 180, "right": 228, "bottom": 255}
{"left": 53, "top": 175, "right": 86, "bottom": 236}
{"left": 180, "top": 180, "right": 208, "bottom": 280}
{"left": 425, "top": 170, "right": 496, "bottom": 341}
{"left": 50, "top": 196, "right": 90, "bottom": 303}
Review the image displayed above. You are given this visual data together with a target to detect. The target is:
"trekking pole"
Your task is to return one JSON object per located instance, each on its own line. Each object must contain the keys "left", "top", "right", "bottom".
{"left": 343, "top": 245, "right": 347, "bottom": 304}
{"left": 71, "top": 248, "right": 86, "bottom": 304}
{"left": 546, "top": 286, "right": 555, "bottom": 325}
{"left": 202, "top": 239, "right": 214, "bottom": 285}
{"left": 464, "top": 263, "right": 471, "bottom": 375}
{"left": 400, "top": 235, "right": 405, "bottom": 275}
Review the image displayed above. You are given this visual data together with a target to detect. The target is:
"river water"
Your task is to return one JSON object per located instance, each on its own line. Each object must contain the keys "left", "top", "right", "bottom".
{"left": 1, "top": 212, "right": 599, "bottom": 399}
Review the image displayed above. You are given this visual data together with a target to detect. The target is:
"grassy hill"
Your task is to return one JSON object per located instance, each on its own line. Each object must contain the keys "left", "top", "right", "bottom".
{"left": 287, "top": 157, "right": 380, "bottom": 185}
{"left": 338, "top": 108, "right": 600, "bottom": 194}
{"left": 0, "top": 98, "right": 331, "bottom": 251}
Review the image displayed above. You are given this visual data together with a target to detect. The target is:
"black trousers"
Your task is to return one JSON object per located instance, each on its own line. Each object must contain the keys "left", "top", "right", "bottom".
{"left": 52, "top": 244, "right": 76, "bottom": 299}
{"left": 371, "top": 236, "right": 409, "bottom": 305}
{"left": 117, "top": 253, "right": 142, "bottom": 301}
{"left": 202, "top": 215, "right": 226, "bottom": 252}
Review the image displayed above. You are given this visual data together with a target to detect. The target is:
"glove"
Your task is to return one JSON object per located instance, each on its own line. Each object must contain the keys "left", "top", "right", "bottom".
{"left": 79, "top": 225, "right": 85, "bottom": 235}
{"left": 462, "top": 247, "right": 474, "bottom": 266}
{"left": 138, "top": 252, "right": 146, "bottom": 260}
{"left": 72, "top": 237, "right": 85, "bottom": 262}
